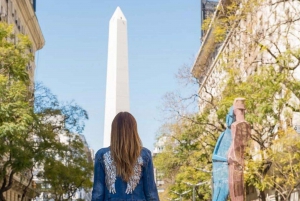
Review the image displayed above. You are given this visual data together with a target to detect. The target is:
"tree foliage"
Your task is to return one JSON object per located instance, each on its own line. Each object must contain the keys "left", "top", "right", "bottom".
{"left": 0, "top": 22, "right": 92, "bottom": 201}
{"left": 40, "top": 134, "right": 93, "bottom": 201}
{"left": 33, "top": 83, "right": 92, "bottom": 201}
{"left": 154, "top": 113, "right": 219, "bottom": 200}
{"left": 154, "top": 0, "right": 300, "bottom": 200}
{"left": 245, "top": 128, "right": 300, "bottom": 200}
{"left": 0, "top": 22, "right": 35, "bottom": 201}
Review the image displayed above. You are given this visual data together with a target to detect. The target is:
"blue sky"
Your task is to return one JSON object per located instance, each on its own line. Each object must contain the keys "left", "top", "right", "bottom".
{"left": 35, "top": 1, "right": 201, "bottom": 152}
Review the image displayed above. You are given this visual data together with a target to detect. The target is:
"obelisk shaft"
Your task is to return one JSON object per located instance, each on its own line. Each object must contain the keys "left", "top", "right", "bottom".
{"left": 103, "top": 7, "right": 130, "bottom": 147}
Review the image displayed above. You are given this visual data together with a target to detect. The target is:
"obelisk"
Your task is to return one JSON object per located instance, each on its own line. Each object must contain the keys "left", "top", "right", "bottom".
{"left": 103, "top": 7, "right": 130, "bottom": 147}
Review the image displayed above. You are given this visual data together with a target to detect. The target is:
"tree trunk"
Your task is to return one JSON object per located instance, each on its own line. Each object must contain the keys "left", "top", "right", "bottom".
{"left": 0, "top": 171, "right": 15, "bottom": 201}
{"left": 21, "top": 169, "right": 34, "bottom": 201}
{"left": 0, "top": 191, "right": 6, "bottom": 201}
{"left": 56, "top": 194, "right": 62, "bottom": 201}
{"left": 260, "top": 190, "right": 266, "bottom": 201}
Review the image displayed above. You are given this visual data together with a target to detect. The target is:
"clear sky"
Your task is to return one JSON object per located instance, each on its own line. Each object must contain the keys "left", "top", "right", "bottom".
{"left": 35, "top": 1, "right": 201, "bottom": 152}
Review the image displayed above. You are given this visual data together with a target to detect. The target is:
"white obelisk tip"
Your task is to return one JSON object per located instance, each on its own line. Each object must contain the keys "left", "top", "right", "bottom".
{"left": 110, "top": 6, "right": 126, "bottom": 21}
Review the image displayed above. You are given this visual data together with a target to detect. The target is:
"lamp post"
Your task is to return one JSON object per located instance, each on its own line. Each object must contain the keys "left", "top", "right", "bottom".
{"left": 183, "top": 181, "right": 209, "bottom": 201}
{"left": 171, "top": 190, "right": 191, "bottom": 201}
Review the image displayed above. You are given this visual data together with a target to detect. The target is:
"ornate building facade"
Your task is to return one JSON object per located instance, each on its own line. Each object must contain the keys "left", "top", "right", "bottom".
{"left": 0, "top": 0, "right": 44, "bottom": 83}
{"left": 193, "top": 0, "right": 300, "bottom": 115}
{"left": 192, "top": 0, "right": 300, "bottom": 200}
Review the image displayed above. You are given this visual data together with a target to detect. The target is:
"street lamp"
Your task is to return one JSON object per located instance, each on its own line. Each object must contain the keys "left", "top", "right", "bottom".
{"left": 183, "top": 181, "right": 209, "bottom": 201}
{"left": 171, "top": 190, "right": 191, "bottom": 201}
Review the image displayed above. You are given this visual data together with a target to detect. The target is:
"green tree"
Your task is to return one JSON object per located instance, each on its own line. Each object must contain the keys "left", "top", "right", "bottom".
{"left": 245, "top": 128, "right": 300, "bottom": 201}
{"left": 0, "top": 22, "right": 92, "bottom": 201}
{"left": 40, "top": 133, "right": 93, "bottom": 201}
{"left": 18, "top": 83, "right": 90, "bottom": 201}
{"left": 264, "top": 129, "right": 300, "bottom": 200}
{"left": 155, "top": 0, "right": 300, "bottom": 200}
{"left": 154, "top": 112, "right": 220, "bottom": 200}
{"left": 0, "top": 22, "right": 35, "bottom": 201}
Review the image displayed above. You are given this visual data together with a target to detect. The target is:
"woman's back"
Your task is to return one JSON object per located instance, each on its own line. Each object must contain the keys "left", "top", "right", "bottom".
{"left": 92, "top": 147, "right": 159, "bottom": 201}
{"left": 91, "top": 112, "right": 160, "bottom": 201}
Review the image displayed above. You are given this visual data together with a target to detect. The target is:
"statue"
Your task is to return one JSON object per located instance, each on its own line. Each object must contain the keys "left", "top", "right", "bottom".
{"left": 212, "top": 106, "right": 235, "bottom": 201}
{"left": 228, "top": 98, "right": 251, "bottom": 201}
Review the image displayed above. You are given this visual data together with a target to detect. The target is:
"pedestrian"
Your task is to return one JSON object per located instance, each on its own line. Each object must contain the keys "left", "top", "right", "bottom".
{"left": 92, "top": 112, "right": 160, "bottom": 201}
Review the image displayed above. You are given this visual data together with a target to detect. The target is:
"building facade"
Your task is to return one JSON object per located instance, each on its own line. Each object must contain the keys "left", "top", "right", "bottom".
{"left": 193, "top": 0, "right": 300, "bottom": 112}
{"left": 0, "top": 0, "right": 44, "bottom": 83}
{"left": 201, "top": 0, "right": 218, "bottom": 38}
{"left": 192, "top": 0, "right": 300, "bottom": 200}
{"left": 153, "top": 136, "right": 168, "bottom": 193}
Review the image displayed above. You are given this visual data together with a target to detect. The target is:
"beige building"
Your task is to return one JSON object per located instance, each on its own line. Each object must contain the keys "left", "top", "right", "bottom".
{"left": 200, "top": 0, "right": 218, "bottom": 38}
{"left": 192, "top": 0, "right": 300, "bottom": 111}
{"left": 192, "top": 0, "right": 300, "bottom": 200}
{"left": 153, "top": 136, "right": 168, "bottom": 193}
{"left": 0, "top": 0, "right": 44, "bottom": 83}
{"left": 0, "top": 0, "right": 44, "bottom": 201}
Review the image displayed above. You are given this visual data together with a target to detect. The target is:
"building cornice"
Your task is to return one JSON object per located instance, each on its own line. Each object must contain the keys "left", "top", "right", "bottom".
{"left": 16, "top": 0, "right": 45, "bottom": 50}
{"left": 191, "top": 0, "right": 232, "bottom": 79}
{"left": 192, "top": 0, "right": 240, "bottom": 93}
{"left": 191, "top": 4, "right": 219, "bottom": 79}
{"left": 198, "top": 27, "right": 234, "bottom": 93}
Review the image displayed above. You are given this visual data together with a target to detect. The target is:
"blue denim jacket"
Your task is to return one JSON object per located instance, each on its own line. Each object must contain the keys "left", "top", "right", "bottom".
{"left": 91, "top": 147, "right": 160, "bottom": 201}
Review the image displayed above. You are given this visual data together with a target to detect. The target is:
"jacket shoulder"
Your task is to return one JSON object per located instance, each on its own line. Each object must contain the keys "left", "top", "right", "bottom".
{"left": 141, "top": 147, "right": 152, "bottom": 165}
{"left": 95, "top": 147, "right": 110, "bottom": 160}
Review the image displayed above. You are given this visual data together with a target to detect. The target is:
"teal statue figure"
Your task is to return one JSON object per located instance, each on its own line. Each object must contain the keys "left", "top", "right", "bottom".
{"left": 212, "top": 106, "right": 235, "bottom": 201}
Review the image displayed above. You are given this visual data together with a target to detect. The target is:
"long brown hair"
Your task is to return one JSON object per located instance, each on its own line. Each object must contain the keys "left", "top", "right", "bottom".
{"left": 110, "top": 112, "right": 142, "bottom": 182}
